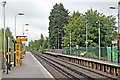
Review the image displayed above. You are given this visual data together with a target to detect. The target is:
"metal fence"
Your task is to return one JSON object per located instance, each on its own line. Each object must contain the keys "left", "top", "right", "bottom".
{"left": 64, "top": 47, "right": 107, "bottom": 60}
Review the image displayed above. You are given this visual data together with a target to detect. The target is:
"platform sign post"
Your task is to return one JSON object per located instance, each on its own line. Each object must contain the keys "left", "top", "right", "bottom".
{"left": 15, "top": 36, "right": 27, "bottom": 67}
{"left": 7, "top": 37, "right": 10, "bottom": 74}
{"left": 117, "top": 40, "right": 119, "bottom": 63}
{"left": 107, "top": 41, "right": 118, "bottom": 62}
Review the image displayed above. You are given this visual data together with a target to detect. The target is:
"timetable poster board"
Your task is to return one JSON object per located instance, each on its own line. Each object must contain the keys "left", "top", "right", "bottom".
{"left": 107, "top": 47, "right": 118, "bottom": 63}
{"left": 112, "top": 46, "right": 118, "bottom": 63}
{"left": 107, "top": 47, "right": 111, "bottom": 61}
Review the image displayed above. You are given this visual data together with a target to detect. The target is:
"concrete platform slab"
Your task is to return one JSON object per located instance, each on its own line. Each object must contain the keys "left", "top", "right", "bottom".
{"left": 0, "top": 69, "right": 2, "bottom": 80}
{"left": 2, "top": 52, "right": 54, "bottom": 78}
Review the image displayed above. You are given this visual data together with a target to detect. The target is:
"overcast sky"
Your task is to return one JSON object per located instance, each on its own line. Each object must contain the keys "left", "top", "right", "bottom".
{"left": 0, "top": 0, "right": 119, "bottom": 43}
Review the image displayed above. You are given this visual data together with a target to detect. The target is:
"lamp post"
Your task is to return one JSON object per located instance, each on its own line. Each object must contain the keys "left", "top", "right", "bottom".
{"left": 110, "top": 1, "right": 120, "bottom": 33}
{"left": 70, "top": 30, "right": 71, "bottom": 55}
{"left": 23, "top": 23, "right": 29, "bottom": 35}
{"left": 58, "top": 29, "right": 59, "bottom": 49}
{"left": 14, "top": 12, "right": 24, "bottom": 67}
{"left": 1, "top": 0, "right": 6, "bottom": 73}
{"left": 110, "top": 2, "right": 120, "bottom": 63}
{"left": 98, "top": 20, "right": 101, "bottom": 60}
{"left": 86, "top": 19, "right": 88, "bottom": 53}
{"left": 15, "top": 12, "right": 24, "bottom": 38}
{"left": 23, "top": 23, "right": 29, "bottom": 55}
{"left": 96, "top": 20, "right": 101, "bottom": 60}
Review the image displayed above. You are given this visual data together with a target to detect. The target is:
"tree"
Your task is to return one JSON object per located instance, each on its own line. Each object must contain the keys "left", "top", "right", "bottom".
{"left": 49, "top": 3, "right": 69, "bottom": 49}
{"left": 0, "top": 27, "right": 14, "bottom": 51}
{"left": 39, "top": 34, "right": 44, "bottom": 48}
{"left": 64, "top": 11, "right": 86, "bottom": 49}
{"left": 85, "top": 9, "right": 116, "bottom": 47}
{"left": 29, "top": 40, "right": 34, "bottom": 49}
{"left": 29, "top": 34, "right": 49, "bottom": 52}
{"left": 64, "top": 9, "right": 117, "bottom": 48}
{"left": 44, "top": 37, "right": 49, "bottom": 49}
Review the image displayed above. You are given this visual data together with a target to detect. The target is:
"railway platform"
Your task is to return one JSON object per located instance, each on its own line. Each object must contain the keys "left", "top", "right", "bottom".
{"left": 2, "top": 51, "right": 54, "bottom": 79}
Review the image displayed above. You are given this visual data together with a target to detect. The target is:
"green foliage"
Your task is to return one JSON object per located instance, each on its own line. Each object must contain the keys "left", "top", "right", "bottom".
{"left": 49, "top": 3, "right": 69, "bottom": 49}
{"left": 67, "top": 49, "right": 98, "bottom": 59}
{"left": 64, "top": 11, "right": 86, "bottom": 48}
{"left": 38, "top": 47, "right": 44, "bottom": 53}
{"left": 64, "top": 9, "right": 117, "bottom": 48}
{"left": 6, "top": 27, "right": 14, "bottom": 51}
{"left": 29, "top": 34, "right": 49, "bottom": 52}
{"left": 72, "top": 51, "right": 81, "bottom": 56}
{"left": 0, "top": 27, "right": 14, "bottom": 52}
{"left": 84, "top": 52, "right": 98, "bottom": 59}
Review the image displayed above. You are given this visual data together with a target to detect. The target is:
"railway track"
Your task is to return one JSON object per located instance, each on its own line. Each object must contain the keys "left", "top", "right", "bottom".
{"left": 31, "top": 51, "right": 117, "bottom": 80}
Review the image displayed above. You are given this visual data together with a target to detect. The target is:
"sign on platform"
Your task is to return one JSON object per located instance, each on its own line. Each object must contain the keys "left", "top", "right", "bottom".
{"left": 16, "top": 38, "right": 27, "bottom": 42}
{"left": 112, "top": 46, "right": 118, "bottom": 63}
{"left": 112, "top": 40, "right": 117, "bottom": 44}
{"left": 107, "top": 46, "right": 118, "bottom": 63}
{"left": 76, "top": 45, "right": 79, "bottom": 49}
{"left": 107, "top": 47, "right": 111, "bottom": 61}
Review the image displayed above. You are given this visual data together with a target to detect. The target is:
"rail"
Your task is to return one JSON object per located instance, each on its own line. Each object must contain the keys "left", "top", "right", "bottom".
{"left": 44, "top": 51, "right": 120, "bottom": 77}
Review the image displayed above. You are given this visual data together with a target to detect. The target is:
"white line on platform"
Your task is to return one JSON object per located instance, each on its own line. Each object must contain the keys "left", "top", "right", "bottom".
{"left": 29, "top": 52, "right": 54, "bottom": 78}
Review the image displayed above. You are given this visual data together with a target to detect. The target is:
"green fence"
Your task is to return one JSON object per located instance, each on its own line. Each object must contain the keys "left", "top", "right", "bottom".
{"left": 64, "top": 47, "right": 107, "bottom": 60}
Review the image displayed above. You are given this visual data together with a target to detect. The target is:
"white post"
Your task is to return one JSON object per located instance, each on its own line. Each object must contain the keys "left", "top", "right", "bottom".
{"left": 70, "top": 30, "right": 71, "bottom": 55}
{"left": 23, "top": 25, "right": 24, "bottom": 35}
{"left": 1, "top": 1, "right": 6, "bottom": 73}
{"left": 118, "top": 1, "right": 120, "bottom": 33}
{"left": 15, "top": 12, "right": 24, "bottom": 38}
{"left": 58, "top": 30, "right": 59, "bottom": 49}
{"left": 86, "top": 19, "right": 88, "bottom": 53}
{"left": 15, "top": 16, "right": 16, "bottom": 38}
{"left": 98, "top": 21, "right": 101, "bottom": 60}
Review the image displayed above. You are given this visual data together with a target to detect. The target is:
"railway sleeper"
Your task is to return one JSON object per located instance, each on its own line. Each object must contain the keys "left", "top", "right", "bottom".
{"left": 44, "top": 52, "right": 120, "bottom": 77}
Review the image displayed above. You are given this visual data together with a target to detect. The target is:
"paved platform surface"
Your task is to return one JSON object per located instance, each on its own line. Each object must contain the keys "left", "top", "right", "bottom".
{"left": 2, "top": 52, "right": 54, "bottom": 78}
{"left": 0, "top": 70, "right": 2, "bottom": 80}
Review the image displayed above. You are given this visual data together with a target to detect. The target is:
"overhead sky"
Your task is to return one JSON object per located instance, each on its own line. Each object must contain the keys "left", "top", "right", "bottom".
{"left": 0, "top": 0, "right": 119, "bottom": 43}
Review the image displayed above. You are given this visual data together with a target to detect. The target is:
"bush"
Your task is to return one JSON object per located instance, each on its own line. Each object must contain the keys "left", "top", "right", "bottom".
{"left": 84, "top": 52, "right": 98, "bottom": 59}
{"left": 38, "top": 47, "right": 45, "bottom": 53}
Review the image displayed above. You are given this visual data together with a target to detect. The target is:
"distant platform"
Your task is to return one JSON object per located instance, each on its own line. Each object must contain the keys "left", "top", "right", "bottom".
{"left": 2, "top": 51, "right": 54, "bottom": 79}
